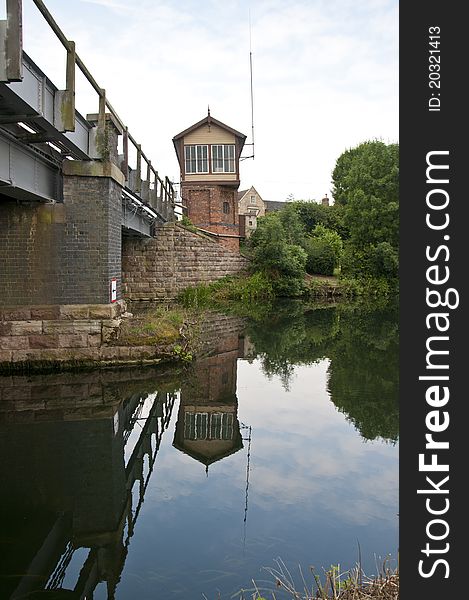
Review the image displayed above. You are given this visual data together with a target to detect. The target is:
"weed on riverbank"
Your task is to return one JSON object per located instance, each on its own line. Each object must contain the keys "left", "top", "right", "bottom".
{"left": 117, "top": 304, "right": 198, "bottom": 361}
{"left": 237, "top": 558, "right": 398, "bottom": 600}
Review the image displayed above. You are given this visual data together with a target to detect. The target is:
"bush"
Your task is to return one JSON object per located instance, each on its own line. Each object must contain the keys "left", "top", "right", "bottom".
{"left": 372, "top": 241, "right": 398, "bottom": 279}
{"left": 341, "top": 241, "right": 398, "bottom": 280}
{"left": 271, "top": 274, "right": 307, "bottom": 297}
{"left": 304, "top": 238, "right": 335, "bottom": 276}
{"left": 252, "top": 217, "right": 307, "bottom": 280}
{"left": 177, "top": 273, "right": 275, "bottom": 308}
{"left": 311, "top": 224, "right": 343, "bottom": 268}
{"left": 340, "top": 243, "right": 373, "bottom": 277}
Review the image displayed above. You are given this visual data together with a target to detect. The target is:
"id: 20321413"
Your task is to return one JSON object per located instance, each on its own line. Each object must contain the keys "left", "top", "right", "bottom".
{"left": 428, "top": 26, "right": 441, "bottom": 112}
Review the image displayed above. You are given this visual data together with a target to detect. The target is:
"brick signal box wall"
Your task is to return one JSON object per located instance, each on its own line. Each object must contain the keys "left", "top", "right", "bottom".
{"left": 182, "top": 185, "right": 240, "bottom": 252}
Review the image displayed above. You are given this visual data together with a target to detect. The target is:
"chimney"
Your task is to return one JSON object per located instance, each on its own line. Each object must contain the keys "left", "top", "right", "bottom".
{"left": 321, "top": 193, "right": 330, "bottom": 207}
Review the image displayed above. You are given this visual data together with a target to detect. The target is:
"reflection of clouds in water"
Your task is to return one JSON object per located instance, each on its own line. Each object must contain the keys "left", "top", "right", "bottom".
{"left": 146, "top": 358, "right": 397, "bottom": 529}
{"left": 235, "top": 360, "right": 398, "bottom": 526}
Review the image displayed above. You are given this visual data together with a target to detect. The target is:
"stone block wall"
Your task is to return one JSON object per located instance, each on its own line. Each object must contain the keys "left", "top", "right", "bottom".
{"left": 122, "top": 223, "right": 249, "bottom": 300}
{"left": 0, "top": 301, "right": 127, "bottom": 368}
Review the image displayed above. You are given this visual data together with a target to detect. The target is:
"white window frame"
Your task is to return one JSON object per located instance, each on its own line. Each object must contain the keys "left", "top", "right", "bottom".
{"left": 211, "top": 144, "right": 235, "bottom": 173}
{"left": 185, "top": 145, "right": 208, "bottom": 174}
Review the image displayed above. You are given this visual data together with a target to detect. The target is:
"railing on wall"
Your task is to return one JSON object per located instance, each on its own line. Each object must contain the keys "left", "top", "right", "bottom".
{"left": 0, "top": 0, "right": 175, "bottom": 219}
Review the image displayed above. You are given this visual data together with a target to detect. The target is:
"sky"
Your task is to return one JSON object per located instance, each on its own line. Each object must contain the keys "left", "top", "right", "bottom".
{"left": 17, "top": 0, "right": 398, "bottom": 203}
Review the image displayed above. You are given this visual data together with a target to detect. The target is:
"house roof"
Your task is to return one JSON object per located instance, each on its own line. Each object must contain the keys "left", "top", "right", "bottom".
{"left": 173, "top": 114, "right": 247, "bottom": 142}
{"left": 237, "top": 186, "right": 262, "bottom": 204}
{"left": 173, "top": 114, "right": 247, "bottom": 167}
{"left": 172, "top": 434, "right": 244, "bottom": 468}
{"left": 264, "top": 200, "right": 287, "bottom": 212}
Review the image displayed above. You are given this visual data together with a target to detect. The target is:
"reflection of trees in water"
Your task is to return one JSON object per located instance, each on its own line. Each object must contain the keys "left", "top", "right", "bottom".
{"left": 327, "top": 303, "right": 399, "bottom": 443}
{"left": 247, "top": 300, "right": 399, "bottom": 442}
{"left": 246, "top": 302, "right": 340, "bottom": 390}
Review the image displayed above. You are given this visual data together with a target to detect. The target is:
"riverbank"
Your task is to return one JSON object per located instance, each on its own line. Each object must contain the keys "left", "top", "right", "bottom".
{"left": 0, "top": 301, "right": 246, "bottom": 374}
{"left": 253, "top": 567, "right": 399, "bottom": 599}
{"left": 249, "top": 562, "right": 399, "bottom": 600}
{"left": 0, "top": 272, "right": 397, "bottom": 374}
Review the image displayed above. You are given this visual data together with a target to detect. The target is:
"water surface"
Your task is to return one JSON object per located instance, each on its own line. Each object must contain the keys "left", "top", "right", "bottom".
{"left": 0, "top": 301, "right": 398, "bottom": 599}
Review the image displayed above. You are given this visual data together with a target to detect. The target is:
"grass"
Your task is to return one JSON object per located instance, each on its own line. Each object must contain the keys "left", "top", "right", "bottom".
{"left": 178, "top": 273, "right": 275, "bottom": 310}
{"left": 117, "top": 304, "right": 196, "bottom": 352}
{"left": 236, "top": 557, "right": 398, "bottom": 600}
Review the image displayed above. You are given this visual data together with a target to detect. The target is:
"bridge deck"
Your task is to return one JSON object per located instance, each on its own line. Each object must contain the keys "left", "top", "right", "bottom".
{"left": 1, "top": 52, "right": 171, "bottom": 235}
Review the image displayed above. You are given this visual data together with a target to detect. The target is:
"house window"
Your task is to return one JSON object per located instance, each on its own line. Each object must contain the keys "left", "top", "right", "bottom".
{"left": 250, "top": 195, "right": 257, "bottom": 205}
{"left": 223, "top": 201, "right": 230, "bottom": 214}
{"left": 211, "top": 144, "right": 235, "bottom": 173}
{"left": 184, "top": 411, "right": 208, "bottom": 440}
{"left": 249, "top": 220, "right": 253, "bottom": 226}
{"left": 210, "top": 413, "right": 222, "bottom": 440}
{"left": 209, "top": 412, "right": 234, "bottom": 440}
{"left": 185, "top": 145, "right": 208, "bottom": 173}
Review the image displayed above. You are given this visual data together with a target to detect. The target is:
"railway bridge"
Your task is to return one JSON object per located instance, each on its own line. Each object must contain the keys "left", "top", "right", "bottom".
{"left": 1, "top": 0, "right": 176, "bottom": 307}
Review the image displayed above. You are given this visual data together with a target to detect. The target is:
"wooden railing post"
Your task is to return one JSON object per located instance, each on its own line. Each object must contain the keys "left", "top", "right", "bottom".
{"left": 122, "top": 127, "right": 129, "bottom": 182}
{"left": 135, "top": 144, "right": 142, "bottom": 195}
{"left": 144, "top": 160, "right": 151, "bottom": 203}
{"left": 0, "top": 0, "right": 23, "bottom": 82}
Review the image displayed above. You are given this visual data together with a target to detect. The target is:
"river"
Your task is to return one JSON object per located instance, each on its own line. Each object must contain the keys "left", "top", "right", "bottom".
{"left": 0, "top": 300, "right": 398, "bottom": 599}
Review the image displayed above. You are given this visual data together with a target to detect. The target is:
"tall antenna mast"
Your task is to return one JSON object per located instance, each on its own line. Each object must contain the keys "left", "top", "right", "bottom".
{"left": 241, "top": 10, "right": 255, "bottom": 161}
{"left": 249, "top": 9, "right": 255, "bottom": 160}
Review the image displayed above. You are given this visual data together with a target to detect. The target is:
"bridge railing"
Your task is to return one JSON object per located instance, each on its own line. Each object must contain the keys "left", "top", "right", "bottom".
{"left": 0, "top": 0, "right": 176, "bottom": 220}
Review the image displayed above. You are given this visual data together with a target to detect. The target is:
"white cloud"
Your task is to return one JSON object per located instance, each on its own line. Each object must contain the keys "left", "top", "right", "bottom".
{"left": 21, "top": 0, "right": 398, "bottom": 201}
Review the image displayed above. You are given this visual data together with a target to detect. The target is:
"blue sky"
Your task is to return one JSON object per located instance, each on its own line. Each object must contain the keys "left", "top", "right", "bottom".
{"left": 19, "top": 0, "right": 398, "bottom": 202}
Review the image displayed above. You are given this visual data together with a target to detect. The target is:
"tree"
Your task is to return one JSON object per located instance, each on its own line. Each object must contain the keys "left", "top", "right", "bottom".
{"left": 332, "top": 140, "right": 398, "bottom": 207}
{"left": 331, "top": 140, "right": 399, "bottom": 279}
{"left": 311, "top": 224, "right": 343, "bottom": 267}
{"left": 250, "top": 214, "right": 307, "bottom": 296}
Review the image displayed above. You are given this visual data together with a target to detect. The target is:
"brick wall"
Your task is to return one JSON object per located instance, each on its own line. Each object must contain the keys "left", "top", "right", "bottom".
{"left": 182, "top": 184, "right": 240, "bottom": 251}
{"left": 62, "top": 172, "right": 122, "bottom": 304}
{"left": 0, "top": 169, "right": 122, "bottom": 306}
{"left": 0, "top": 199, "right": 65, "bottom": 305}
{"left": 122, "top": 223, "right": 249, "bottom": 300}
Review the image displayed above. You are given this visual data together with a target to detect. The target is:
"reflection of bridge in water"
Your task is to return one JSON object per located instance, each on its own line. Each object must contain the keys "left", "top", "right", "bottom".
{"left": 0, "top": 315, "right": 252, "bottom": 599}
{"left": 0, "top": 369, "right": 177, "bottom": 599}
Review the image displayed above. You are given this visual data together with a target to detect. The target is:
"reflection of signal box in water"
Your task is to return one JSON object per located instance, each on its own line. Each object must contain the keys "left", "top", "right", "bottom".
{"left": 173, "top": 111, "right": 247, "bottom": 252}
{"left": 173, "top": 346, "right": 243, "bottom": 470}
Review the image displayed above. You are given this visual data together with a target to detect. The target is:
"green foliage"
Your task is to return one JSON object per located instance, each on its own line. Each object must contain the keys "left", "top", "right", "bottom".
{"left": 180, "top": 215, "right": 198, "bottom": 232}
{"left": 118, "top": 305, "right": 186, "bottom": 346}
{"left": 303, "top": 238, "right": 335, "bottom": 276}
{"left": 338, "top": 276, "right": 395, "bottom": 299}
{"left": 271, "top": 200, "right": 348, "bottom": 240}
{"left": 172, "top": 344, "right": 193, "bottom": 362}
{"left": 287, "top": 201, "right": 330, "bottom": 230}
{"left": 331, "top": 140, "right": 399, "bottom": 280}
{"left": 332, "top": 140, "right": 399, "bottom": 207}
{"left": 245, "top": 300, "right": 399, "bottom": 442}
{"left": 341, "top": 241, "right": 398, "bottom": 282}
{"left": 178, "top": 273, "right": 275, "bottom": 309}
{"left": 249, "top": 212, "right": 307, "bottom": 295}
{"left": 372, "top": 242, "right": 399, "bottom": 279}
{"left": 341, "top": 243, "right": 373, "bottom": 278}
{"left": 345, "top": 190, "right": 399, "bottom": 250}
{"left": 311, "top": 224, "right": 343, "bottom": 267}
{"left": 278, "top": 204, "right": 306, "bottom": 245}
